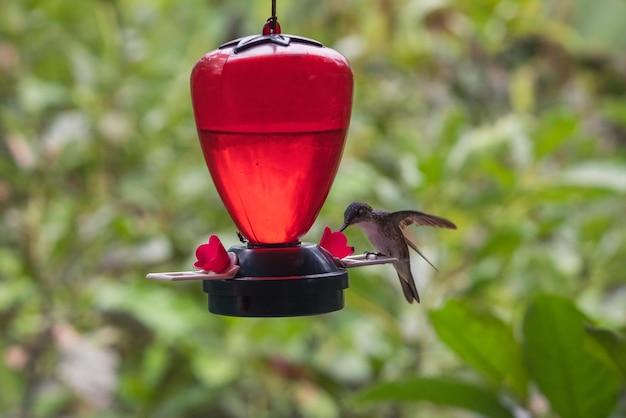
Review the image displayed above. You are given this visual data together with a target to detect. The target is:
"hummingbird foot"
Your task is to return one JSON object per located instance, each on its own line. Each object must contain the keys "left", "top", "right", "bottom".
{"left": 364, "top": 251, "right": 387, "bottom": 259}
{"left": 336, "top": 259, "right": 349, "bottom": 268}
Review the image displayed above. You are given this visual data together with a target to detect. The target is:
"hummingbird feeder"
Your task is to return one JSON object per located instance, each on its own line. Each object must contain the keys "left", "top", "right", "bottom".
{"left": 147, "top": 1, "right": 396, "bottom": 317}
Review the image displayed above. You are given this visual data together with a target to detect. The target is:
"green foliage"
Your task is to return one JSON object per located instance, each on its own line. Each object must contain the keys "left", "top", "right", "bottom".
{"left": 523, "top": 295, "right": 622, "bottom": 418}
{"left": 587, "top": 327, "right": 626, "bottom": 379}
{"left": 430, "top": 300, "right": 528, "bottom": 400}
{"left": 355, "top": 377, "right": 514, "bottom": 418}
{"left": 1, "top": 0, "right": 626, "bottom": 417}
{"left": 359, "top": 295, "right": 626, "bottom": 417}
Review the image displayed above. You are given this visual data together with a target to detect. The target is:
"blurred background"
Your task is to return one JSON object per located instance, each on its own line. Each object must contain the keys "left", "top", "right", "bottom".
{"left": 1, "top": 0, "right": 626, "bottom": 417}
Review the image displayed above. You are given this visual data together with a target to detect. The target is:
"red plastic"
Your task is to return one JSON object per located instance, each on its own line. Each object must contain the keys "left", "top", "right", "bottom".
{"left": 319, "top": 227, "right": 354, "bottom": 259}
{"left": 194, "top": 235, "right": 231, "bottom": 272}
{"left": 191, "top": 38, "right": 353, "bottom": 244}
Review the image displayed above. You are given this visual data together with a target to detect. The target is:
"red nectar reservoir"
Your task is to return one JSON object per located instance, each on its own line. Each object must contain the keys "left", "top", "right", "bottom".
{"left": 191, "top": 26, "right": 353, "bottom": 245}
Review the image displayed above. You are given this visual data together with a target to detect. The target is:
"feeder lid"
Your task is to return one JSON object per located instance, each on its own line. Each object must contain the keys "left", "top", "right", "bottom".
{"left": 219, "top": 34, "right": 322, "bottom": 53}
{"left": 218, "top": 15, "right": 323, "bottom": 53}
{"left": 220, "top": 32, "right": 323, "bottom": 55}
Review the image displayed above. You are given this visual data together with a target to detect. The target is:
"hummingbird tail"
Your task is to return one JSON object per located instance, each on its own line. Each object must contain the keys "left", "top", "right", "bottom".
{"left": 397, "top": 267, "right": 420, "bottom": 304}
{"left": 399, "top": 279, "right": 420, "bottom": 303}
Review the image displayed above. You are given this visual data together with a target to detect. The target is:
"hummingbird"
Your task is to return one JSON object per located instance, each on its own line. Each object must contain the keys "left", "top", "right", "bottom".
{"left": 340, "top": 202, "right": 456, "bottom": 303}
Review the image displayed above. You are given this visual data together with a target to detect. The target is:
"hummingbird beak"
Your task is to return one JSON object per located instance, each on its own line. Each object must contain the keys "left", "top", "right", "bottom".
{"left": 339, "top": 223, "right": 349, "bottom": 232}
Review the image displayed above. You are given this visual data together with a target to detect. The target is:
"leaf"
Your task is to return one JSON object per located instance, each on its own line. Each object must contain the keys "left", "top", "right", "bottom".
{"left": 509, "top": 66, "right": 535, "bottom": 113}
{"left": 572, "top": 0, "right": 626, "bottom": 52}
{"left": 447, "top": 115, "right": 531, "bottom": 171}
{"left": 535, "top": 110, "right": 578, "bottom": 158}
{"left": 556, "top": 162, "right": 626, "bottom": 193}
{"left": 354, "top": 376, "right": 514, "bottom": 418}
{"left": 523, "top": 295, "right": 622, "bottom": 418}
{"left": 586, "top": 326, "right": 626, "bottom": 379}
{"left": 429, "top": 300, "right": 528, "bottom": 400}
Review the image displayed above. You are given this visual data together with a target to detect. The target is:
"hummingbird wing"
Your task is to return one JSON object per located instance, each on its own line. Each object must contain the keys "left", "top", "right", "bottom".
{"left": 391, "top": 210, "right": 457, "bottom": 230}
{"left": 393, "top": 210, "right": 455, "bottom": 271}
{"left": 402, "top": 232, "right": 439, "bottom": 271}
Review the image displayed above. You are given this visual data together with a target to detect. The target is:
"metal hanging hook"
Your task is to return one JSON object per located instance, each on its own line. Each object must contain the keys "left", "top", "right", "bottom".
{"left": 263, "top": 0, "right": 281, "bottom": 35}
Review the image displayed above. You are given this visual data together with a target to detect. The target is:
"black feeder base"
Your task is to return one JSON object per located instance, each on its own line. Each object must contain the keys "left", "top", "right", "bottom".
{"left": 202, "top": 243, "right": 348, "bottom": 317}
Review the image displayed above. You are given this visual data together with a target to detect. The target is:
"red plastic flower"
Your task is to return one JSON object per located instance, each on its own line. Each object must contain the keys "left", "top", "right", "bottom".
{"left": 194, "top": 235, "right": 231, "bottom": 273}
{"left": 319, "top": 227, "right": 354, "bottom": 259}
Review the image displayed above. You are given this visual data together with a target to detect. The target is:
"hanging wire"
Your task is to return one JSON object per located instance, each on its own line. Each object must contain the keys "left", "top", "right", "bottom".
{"left": 270, "top": 0, "right": 277, "bottom": 31}
{"left": 271, "top": 0, "right": 276, "bottom": 21}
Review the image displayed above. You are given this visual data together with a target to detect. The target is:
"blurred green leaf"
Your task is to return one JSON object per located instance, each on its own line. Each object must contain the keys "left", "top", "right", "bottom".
{"left": 355, "top": 376, "right": 514, "bottom": 418}
{"left": 523, "top": 295, "right": 622, "bottom": 418}
{"left": 572, "top": 0, "right": 626, "bottom": 52}
{"left": 555, "top": 162, "right": 626, "bottom": 193}
{"left": 586, "top": 327, "right": 626, "bottom": 379}
{"left": 509, "top": 66, "right": 535, "bottom": 113}
{"left": 535, "top": 110, "right": 578, "bottom": 158}
{"left": 430, "top": 300, "right": 528, "bottom": 400}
